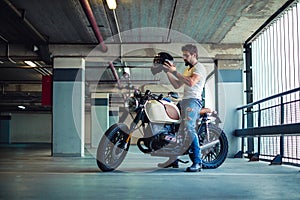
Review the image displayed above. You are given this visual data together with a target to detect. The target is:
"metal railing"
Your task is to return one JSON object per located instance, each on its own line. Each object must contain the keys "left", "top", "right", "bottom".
{"left": 235, "top": 87, "right": 300, "bottom": 166}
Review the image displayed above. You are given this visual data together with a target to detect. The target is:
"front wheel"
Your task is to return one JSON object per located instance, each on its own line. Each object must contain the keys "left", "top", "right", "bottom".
{"left": 96, "top": 123, "right": 131, "bottom": 172}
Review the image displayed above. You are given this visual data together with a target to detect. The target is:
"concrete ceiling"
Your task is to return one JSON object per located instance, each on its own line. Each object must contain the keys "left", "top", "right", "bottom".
{"left": 0, "top": 0, "right": 291, "bottom": 111}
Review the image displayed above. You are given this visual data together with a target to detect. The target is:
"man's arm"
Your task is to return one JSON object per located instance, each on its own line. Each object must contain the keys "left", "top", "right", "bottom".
{"left": 164, "top": 61, "right": 201, "bottom": 88}
{"left": 169, "top": 71, "right": 201, "bottom": 87}
{"left": 166, "top": 71, "right": 183, "bottom": 89}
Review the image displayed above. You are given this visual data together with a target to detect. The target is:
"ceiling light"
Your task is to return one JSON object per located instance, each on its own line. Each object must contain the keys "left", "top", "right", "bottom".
{"left": 18, "top": 105, "right": 26, "bottom": 110}
{"left": 24, "top": 61, "right": 37, "bottom": 67}
{"left": 106, "top": 0, "right": 117, "bottom": 10}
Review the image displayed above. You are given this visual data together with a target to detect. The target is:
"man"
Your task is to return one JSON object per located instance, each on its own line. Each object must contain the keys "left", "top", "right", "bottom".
{"left": 160, "top": 44, "right": 207, "bottom": 172}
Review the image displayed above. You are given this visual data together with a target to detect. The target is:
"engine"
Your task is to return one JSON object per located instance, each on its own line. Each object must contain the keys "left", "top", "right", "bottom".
{"left": 137, "top": 123, "right": 178, "bottom": 153}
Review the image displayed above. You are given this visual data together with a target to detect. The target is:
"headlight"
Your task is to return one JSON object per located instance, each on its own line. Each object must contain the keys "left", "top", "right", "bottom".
{"left": 134, "top": 89, "right": 141, "bottom": 98}
{"left": 125, "top": 97, "right": 138, "bottom": 112}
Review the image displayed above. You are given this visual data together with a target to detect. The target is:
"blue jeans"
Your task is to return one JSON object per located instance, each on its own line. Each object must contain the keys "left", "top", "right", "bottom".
{"left": 181, "top": 98, "right": 202, "bottom": 164}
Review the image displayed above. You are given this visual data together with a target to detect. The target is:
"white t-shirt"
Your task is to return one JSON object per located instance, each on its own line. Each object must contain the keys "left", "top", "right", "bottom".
{"left": 182, "top": 62, "right": 206, "bottom": 100}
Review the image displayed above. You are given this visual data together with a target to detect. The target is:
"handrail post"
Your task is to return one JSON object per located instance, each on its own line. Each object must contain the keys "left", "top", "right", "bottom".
{"left": 257, "top": 104, "right": 261, "bottom": 155}
{"left": 280, "top": 97, "right": 284, "bottom": 157}
{"left": 241, "top": 109, "right": 245, "bottom": 154}
{"left": 247, "top": 106, "right": 254, "bottom": 154}
{"left": 244, "top": 43, "right": 254, "bottom": 154}
{"left": 271, "top": 96, "right": 285, "bottom": 165}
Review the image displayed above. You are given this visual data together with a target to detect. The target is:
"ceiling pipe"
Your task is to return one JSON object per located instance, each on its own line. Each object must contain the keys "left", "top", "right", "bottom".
{"left": 112, "top": 10, "right": 122, "bottom": 43}
{"left": 3, "top": 0, "right": 47, "bottom": 43}
{"left": 0, "top": 34, "right": 17, "bottom": 64}
{"left": 108, "top": 62, "right": 121, "bottom": 88}
{"left": 80, "top": 0, "right": 108, "bottom": 52}
{"left": 166, "top": 0, "right": 178, "bottom": 42}
{"left": 2, "top": 0, "right": 52, "bottom": 65}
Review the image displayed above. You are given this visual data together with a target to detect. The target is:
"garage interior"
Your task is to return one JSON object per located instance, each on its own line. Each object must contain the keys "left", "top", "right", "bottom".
{"left": 0, "top": 0, "right": 299, "bottom": 199}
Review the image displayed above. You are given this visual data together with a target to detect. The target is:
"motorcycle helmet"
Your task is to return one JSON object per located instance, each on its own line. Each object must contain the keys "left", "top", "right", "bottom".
{"left": 151, "top": 52, "right": 174, "bottom": 75}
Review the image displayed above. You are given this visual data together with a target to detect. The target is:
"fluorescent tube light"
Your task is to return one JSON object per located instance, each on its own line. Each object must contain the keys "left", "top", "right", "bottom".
{"left": 18, "top": 105, "right": 26, "bottom": 110}
{"left": 106, "top": 0, "right": 117, "bottom": 10}
{"left": 24, "top": 61, "right": 37, "bottom": 67}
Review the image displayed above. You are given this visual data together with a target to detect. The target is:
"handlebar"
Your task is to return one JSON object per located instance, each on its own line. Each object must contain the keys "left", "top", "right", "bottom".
{"left": 142, "top": 90, "right": 177, "bottom": 101}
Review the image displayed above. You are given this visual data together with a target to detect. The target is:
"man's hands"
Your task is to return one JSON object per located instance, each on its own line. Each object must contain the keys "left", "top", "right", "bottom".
{"left": 163, "top": 61, "right": 176, "bottom": 73}
{"left": 163, "top": 60, "right": 200, "bottom": 88}
{"left": 162, "top": 60, "right": 182, "bottom": 89}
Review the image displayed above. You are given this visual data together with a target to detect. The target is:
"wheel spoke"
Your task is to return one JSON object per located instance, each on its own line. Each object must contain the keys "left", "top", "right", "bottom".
{"left": 103, "top": 130, "right": 127, "bottom": 166}
{"left": 202, "top": 131, "right": 223, "bottom": 161}
{"left": 97, "top": 124, "right": 131, "bottom": 171}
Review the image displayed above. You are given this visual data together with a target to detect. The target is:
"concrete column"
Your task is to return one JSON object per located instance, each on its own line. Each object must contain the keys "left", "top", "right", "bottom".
{"left": 91, "top": 93, "right": 109, "bottom": 148}
{"left": 0, "top": 114, "right": 11, "bottom": 144}
{"left": 53, "top": 58, "right": 85, "bottom": 157}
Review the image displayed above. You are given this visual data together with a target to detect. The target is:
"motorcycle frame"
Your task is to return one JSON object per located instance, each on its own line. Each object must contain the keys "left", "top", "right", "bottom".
{"left": 123, "top": 98, "right": 213, "bottom": 158}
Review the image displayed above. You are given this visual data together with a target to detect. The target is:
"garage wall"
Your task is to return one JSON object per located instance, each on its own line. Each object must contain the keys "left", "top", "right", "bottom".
{"left": 218, "top": 69, "right": 243, "bottom": 157}
{"left": 9, "top": 113, "right": 91, "bottom": 144}
{"left": 11, "top": 113, "right": 52, "bottom": 143}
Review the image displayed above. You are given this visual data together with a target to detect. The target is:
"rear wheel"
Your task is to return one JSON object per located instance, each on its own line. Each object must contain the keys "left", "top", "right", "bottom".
{"left": 96, "top": 123, "right": 130, "bottom": 172}
{"left": 190, "top": 123, "right": 228, "bottom": 169}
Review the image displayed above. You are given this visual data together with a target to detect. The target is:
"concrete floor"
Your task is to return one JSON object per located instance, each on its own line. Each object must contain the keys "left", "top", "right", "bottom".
{"left": 0, "top": 144, "right": 299, "bottom": 200}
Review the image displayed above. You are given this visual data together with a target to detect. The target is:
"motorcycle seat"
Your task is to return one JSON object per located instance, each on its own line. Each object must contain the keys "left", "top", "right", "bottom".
{"left": 199, "top": 108, "right": 212, "bottom": 115}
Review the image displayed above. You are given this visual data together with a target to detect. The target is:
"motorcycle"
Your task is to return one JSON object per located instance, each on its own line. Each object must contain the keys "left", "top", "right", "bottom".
{"left": 96, "top": 89, "right": 228, "bottom": 172}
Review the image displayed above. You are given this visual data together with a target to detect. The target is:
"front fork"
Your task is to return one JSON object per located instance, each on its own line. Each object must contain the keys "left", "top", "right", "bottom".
{"left": 118, "top": 109, "right": 144, "bottom": 149}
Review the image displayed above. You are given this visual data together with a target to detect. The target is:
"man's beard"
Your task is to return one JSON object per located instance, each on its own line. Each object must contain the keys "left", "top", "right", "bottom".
{"left": 184, "top": 60, "right": 193, "bottom": 68}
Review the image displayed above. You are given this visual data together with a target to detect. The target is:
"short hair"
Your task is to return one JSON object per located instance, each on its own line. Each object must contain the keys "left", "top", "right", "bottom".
{"left": 181, "top": 44, "right": 198, "bottom": 59}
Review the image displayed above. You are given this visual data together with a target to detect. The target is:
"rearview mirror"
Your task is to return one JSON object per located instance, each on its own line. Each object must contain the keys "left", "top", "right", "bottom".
{"left": 168, "top": 92, "right": 179, "bottom": 99}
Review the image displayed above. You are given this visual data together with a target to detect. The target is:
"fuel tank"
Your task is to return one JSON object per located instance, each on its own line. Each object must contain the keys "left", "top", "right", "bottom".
{"left": 144, "top": 99, "right": 181, "bottom": 123}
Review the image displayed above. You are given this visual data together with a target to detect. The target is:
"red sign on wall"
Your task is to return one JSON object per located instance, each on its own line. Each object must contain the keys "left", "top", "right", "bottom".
{"left": 42, "top": 75, "right": 52, "bottom": 106}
